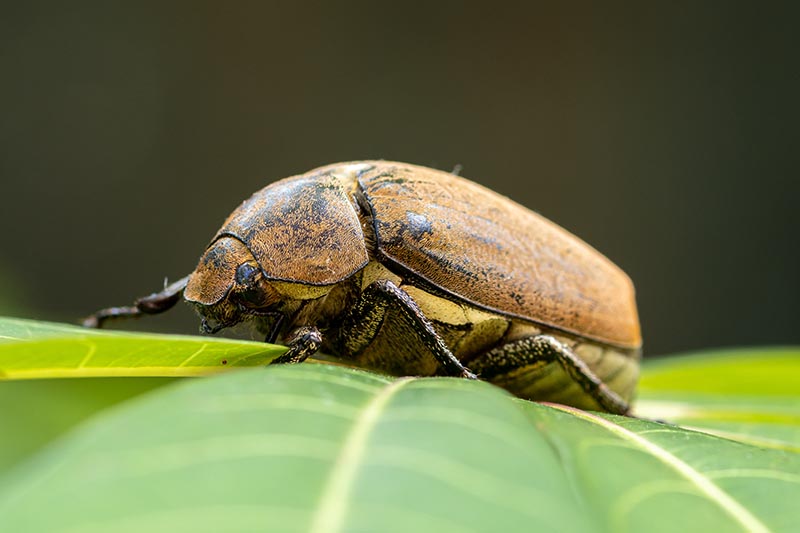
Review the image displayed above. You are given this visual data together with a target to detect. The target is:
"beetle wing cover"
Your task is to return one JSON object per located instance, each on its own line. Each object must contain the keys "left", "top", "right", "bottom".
{"left": 359, "top": 163, "right": 641, "bottom": 348}
{"left": 215, "top": 170, "right": 369, "bottom": 285}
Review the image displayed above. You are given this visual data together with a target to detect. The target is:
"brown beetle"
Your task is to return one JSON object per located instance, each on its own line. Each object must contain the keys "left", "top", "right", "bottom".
{"left": 85, "top": 161, "right": 641, "bottom": 414}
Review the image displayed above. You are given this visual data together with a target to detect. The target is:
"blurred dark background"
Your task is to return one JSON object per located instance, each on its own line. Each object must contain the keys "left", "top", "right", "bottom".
{"left": 1, "top": 2, "right": 797, "bottom": 356}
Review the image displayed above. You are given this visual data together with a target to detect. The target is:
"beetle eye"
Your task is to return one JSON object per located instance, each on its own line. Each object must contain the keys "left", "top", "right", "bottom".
{"left": 235, "top": 262, "right": 260, "bottom": 287}
{"left": 235, "top": 262, "right": 269, "bottom": 307}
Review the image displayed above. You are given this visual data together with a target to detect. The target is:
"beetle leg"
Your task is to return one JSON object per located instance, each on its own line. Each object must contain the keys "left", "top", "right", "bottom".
{"left": 471, "top": 335, "right": 630, "bottom": 415}
{"left": 269, "top": 326, "right": 322, "bottom": 365}
{"left": 82, "top": 275, "right": 191, "bottom": 328}
{"left": 343, "top": 279, "right": 478, "bottom": 379}
{"left": 262, "top": 314, "right": 285, "bottom": 344}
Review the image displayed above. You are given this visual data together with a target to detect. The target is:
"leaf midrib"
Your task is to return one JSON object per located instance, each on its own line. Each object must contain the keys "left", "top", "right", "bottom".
{"left": 309, "top": 377, "right": 412, "bottom": 533}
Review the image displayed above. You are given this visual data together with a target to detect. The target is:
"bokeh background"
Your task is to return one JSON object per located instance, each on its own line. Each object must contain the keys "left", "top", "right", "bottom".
{"left": 1, "top": 2, "right": 798, "bottom": 356}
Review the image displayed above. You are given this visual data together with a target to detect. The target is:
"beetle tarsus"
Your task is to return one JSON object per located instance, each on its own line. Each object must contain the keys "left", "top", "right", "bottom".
{"left": 270, "top": 326, "right": 322, "bottom": 365}
{"left": 82, "top": 275, "right": 190, "bottom": 329}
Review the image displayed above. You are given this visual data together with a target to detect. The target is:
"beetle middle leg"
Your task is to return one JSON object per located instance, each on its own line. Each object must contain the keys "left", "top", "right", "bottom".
{"left": 341, "top": 279, "right": 477, "bottom": 379}
{"left": 470, "top": 335, "right": 630, "bottom": 415}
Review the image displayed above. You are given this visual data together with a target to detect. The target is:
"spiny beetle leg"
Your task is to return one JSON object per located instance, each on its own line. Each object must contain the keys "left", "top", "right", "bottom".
{"left": 82, "top": 275, "right": 190, "bottom": 328}
{"left": 270, "top": 326, "right": 322, "bottom": 365}
{"left": 343, "top": 279, "right": 477, "bottom": 380}
{"left": 473, "top": 335, "right": 630, "bottom": 415}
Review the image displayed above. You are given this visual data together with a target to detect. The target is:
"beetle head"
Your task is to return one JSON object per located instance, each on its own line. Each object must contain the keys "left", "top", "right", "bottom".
{"left": 185, "top": 237, "right": 281, "bottom": 333}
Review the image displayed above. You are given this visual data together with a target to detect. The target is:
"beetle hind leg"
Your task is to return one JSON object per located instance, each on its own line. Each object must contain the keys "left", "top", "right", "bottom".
{"left": 470, "top": 335, "right": 630, "bottom": 415}
{"left": 82, "top": 275, "right": 190, "bottom": 328}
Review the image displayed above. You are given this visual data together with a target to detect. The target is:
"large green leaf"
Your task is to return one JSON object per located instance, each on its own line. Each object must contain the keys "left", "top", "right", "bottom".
{"left": 0, "top": 364, "right": 798, "bottom": 533}
{"left": 1, "top": 317, "right": 799, "bottom": 532}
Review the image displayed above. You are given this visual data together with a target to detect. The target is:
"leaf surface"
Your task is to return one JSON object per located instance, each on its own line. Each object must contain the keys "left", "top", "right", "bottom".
{"left": 0, "top": 318, "right": 798, "bottom": 532}
{"left": 0, "top": 366, "right": 596, "bottom": 533}
{"left": 636, "top": 348, "right": 800, "bottom": 451}
{"left": 0, "top": 317, "right": 283, "bottom": 379}
{"left": 526, "top": 402, "right": 800, "bottom": 533}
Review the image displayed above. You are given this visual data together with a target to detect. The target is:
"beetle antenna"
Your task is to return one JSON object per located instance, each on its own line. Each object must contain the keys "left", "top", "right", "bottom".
{"left": 82, "top": 275, "right": 191, "bottom": 329}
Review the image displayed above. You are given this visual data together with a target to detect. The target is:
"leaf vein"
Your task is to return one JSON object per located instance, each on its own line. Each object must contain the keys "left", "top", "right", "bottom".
{"left": 178, "top": 343, "right": 208, "bottom": 367}
{"left": 548, "top": 404, "right": 773, "bottom": 533}
{"left": 309, "top": 378, "right": 411, "bottom": 533}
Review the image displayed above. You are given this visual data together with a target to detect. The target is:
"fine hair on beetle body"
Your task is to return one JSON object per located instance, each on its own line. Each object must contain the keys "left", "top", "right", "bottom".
{"left": 84, "top": 161, "right": 642, "bottom": 415}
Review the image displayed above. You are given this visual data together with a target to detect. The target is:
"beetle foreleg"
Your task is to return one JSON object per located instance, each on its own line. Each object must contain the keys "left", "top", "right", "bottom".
{"left": 471, "top": 335, "right": 630, "bottom": 415}
{"left": 269, "top": 326, "right": 322, "bottom": 365}
{"left": 342, "top": 279, "right": 477, "bottom": 379}
{"left": 82, "top": 275, "right": 190, "bottom": 328}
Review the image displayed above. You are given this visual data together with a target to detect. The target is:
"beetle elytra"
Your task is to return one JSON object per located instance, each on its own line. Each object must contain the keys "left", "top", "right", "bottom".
{"left": 84, "top": 161, "right": 641, "bottom": 414}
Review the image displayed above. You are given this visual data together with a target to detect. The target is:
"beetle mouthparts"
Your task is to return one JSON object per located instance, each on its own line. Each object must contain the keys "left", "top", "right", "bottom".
{"left": 201, "top": 318, "right": 225, "bottom": 335}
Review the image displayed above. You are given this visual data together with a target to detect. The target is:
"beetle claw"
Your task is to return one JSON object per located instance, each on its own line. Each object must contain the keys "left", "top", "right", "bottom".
{"left": 461, "top": 369, "right": 478, "bottom": 380}
{"left": 81, "top": 315, "right": 100, "bottom": 328}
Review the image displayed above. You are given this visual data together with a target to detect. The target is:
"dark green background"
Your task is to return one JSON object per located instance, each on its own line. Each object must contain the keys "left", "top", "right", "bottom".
{"left": 1, "top": 2, "right": 797, "bottom": 356}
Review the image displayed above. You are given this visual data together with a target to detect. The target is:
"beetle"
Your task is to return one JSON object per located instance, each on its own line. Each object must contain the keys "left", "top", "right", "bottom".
{"left": 84, "top": 161, "right": 641, "bottom": 414}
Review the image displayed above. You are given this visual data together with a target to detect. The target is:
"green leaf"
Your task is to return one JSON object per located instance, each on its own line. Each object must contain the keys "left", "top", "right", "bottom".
{"left": 0, "top": 317, "right": 284, "bottom": 379}
{"left": 0, "top": 366, "right": 595, "bottom": 533}
{"left": 1, "top": 365, "right": 798, "bottom": 533}
{"left": 0, "top": 316, "right": 282, "bottom": 474}
{"left": 1, "top": 318, "right": 799, "bottom": 532}
{"left": 524, "top": 402, "right": 800, "bottom": 533}
{"left": 0, "top": 378, "right": 174, "bottom": 473}
{"left": 636, "top": 348, "right": 800, "bottom": 452}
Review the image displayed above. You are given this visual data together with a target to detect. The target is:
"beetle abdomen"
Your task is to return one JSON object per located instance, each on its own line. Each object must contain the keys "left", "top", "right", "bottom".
{"left": 347, "top": 264, "right": 639, "bottom": 408}
{"left": 356, "top": 162, "right": 641, "bottom": 349}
